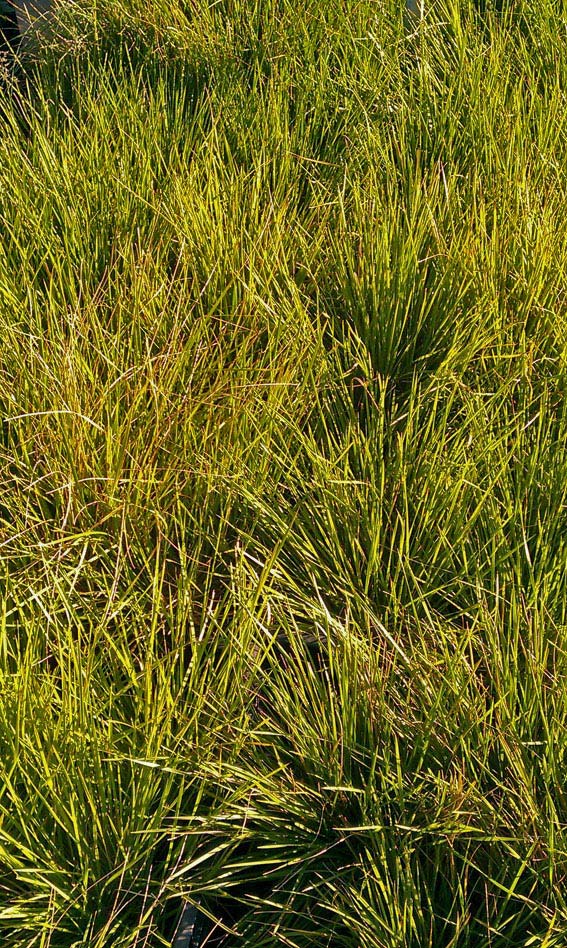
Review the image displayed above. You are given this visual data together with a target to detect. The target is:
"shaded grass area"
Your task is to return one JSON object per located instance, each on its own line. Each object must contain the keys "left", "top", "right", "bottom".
{"left": 2, "top": 0, "right": 567, "bottom": 944}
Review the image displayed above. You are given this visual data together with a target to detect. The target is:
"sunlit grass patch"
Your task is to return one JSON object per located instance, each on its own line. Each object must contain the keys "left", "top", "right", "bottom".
{"left": 2, "top": 0, "right": 567, "bottom": 944}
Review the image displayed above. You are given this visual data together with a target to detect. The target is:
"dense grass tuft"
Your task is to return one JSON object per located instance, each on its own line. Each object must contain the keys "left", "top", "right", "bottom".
{"left": 2, "top": 0, "right": 567, "bottom": 944}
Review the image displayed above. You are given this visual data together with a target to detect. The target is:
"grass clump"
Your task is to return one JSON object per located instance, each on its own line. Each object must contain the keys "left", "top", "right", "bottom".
{"left": 2, "top": 0, "right": 567, "bottom": 944}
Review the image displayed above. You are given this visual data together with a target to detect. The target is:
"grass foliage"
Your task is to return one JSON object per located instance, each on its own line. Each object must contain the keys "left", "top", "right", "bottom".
{"left": 2, "top": 0, "right": 567, "bottom": 943}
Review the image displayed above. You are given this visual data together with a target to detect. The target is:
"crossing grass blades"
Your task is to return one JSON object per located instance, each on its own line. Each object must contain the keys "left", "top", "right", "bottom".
{"left": 3, "top": 0, "right": 567, "bottom": 946}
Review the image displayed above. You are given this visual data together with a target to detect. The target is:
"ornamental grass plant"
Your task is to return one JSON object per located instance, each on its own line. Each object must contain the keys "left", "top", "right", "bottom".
{"left": 2, "top": 0, "right": 567, "bottom": 944}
